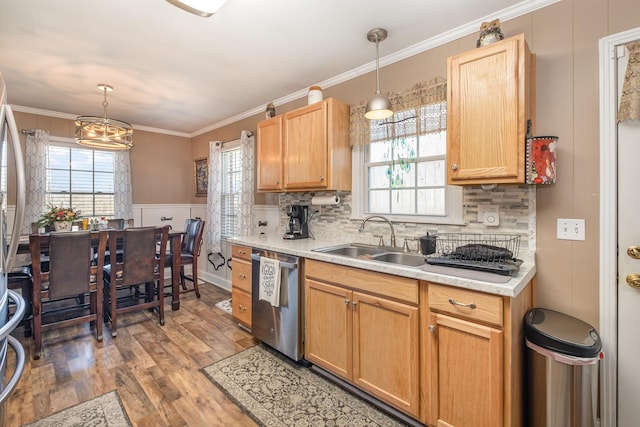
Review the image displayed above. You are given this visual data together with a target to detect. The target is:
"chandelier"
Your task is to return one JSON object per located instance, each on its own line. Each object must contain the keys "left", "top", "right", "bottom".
{"left": 75, "top": 84, "right": 133, "bottom": 150}
{"left": 165, "top": 0, "right": 227, "bottom": 17}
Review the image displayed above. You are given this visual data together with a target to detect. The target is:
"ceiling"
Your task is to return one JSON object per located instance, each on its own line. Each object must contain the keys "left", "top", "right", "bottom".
{"left": 0, "top": 0, "right": 552, "bottom": 136}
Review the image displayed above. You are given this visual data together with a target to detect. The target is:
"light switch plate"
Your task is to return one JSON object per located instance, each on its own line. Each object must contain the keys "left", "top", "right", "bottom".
{"left": 557, "top": 218, "right": 586, "bottom": 241}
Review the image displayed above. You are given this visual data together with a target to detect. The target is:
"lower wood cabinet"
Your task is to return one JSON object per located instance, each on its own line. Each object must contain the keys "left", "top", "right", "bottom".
{"left": 231, "top": 245, "right": 252, "bottom": 328}
{"left": 305, "top": 260, "right": 420, "bottom": 417}
{"left": 422, "top": 282, "right": 532, "bottom": 427}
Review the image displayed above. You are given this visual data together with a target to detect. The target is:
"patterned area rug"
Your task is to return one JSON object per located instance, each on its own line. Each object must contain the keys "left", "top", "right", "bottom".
{"left": 24, "top": 391, "right": 131, "bottom": 427}
{"left": 203, "top": 345, "right": 406, "bottom": 426}
{"left": 214, "top": 298, "right": 232, "bottom": 315}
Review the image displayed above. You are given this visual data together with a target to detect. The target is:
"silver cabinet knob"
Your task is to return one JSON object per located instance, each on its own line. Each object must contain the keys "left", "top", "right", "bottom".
{"left": 451, "top": 164, "right": 458, "bottom": 170}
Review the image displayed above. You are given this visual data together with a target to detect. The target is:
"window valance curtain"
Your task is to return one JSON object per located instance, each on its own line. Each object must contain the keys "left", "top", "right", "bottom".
{"left": 350, "top": 77, "right": 447, "bottom": 146}
{"left": 618, "top": 41, "right": 640, "bottom": 123}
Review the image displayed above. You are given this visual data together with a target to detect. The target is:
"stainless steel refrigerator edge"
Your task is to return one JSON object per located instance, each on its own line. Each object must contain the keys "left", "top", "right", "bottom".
{"left": 251, "top": 249, "right": 303, "bottom": 361}
{"left": 0, "top": 70, "right": 27, "bottom": 422}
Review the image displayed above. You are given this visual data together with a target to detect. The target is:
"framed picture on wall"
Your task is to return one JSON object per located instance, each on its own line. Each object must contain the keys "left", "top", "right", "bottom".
{"left": 194, "top": 157, "right": 208, "bottom": 197}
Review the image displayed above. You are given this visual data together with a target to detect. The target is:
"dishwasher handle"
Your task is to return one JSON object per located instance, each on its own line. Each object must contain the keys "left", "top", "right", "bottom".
{"left": 251, "top": 253, "right": 298, "bottom": 270}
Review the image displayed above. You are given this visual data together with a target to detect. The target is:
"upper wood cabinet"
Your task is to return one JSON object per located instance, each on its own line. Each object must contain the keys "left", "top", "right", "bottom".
{"left": 256, "top": 115, "right": 283, "bottom": 191}
{"left": 256, "top": 98, "right": 351, "bottom": 192}
{"left": 447, "top": 33, "right": 535, "bottom": 185}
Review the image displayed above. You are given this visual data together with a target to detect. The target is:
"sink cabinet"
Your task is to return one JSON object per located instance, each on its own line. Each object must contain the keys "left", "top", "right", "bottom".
{"left": 447, "top": 33, "right": 535, "bottom": 185}
{"left": 231, "top": 245, "right": 252, "bottom": 328}
{"left": 256, "top": 98, "right": 351, "bottom": 192}
{"left": 422, "top": 282, "right": 533, "bottom": 426}
{"left": 305, "top": 259, "right": 420, "bottom": 417}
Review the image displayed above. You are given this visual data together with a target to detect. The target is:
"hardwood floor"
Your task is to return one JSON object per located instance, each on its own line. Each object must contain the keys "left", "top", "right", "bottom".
{"left": 4, "top": 282, "right": 260, "bottom": 427}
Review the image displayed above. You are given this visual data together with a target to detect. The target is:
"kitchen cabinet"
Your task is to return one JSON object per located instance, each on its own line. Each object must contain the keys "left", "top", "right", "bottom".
{"left": 305, "top": 260, "right": 420, "bottom": 417}
{"left": 447, "top": 33, "right": 535, "bottom": 185}
{"left": 230, "top": 245, "right": 252, "bottom": 328}
{"left": 422, "top": 282, "right": 533, "bottom": 427}
{"left": 256, "top": 115, "right": 283, "bottom": 191}
{"left": 256, "top": 98, "right": 351, "bottom": 192}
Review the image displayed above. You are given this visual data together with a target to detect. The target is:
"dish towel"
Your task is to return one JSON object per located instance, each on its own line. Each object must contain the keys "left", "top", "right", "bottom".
{"left": 259, "top": 256, "right": 281, "bottom": 307}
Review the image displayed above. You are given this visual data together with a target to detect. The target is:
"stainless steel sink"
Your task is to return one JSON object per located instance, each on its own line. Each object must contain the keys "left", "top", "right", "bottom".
{"left": 371, "top": 252, "right": 426, "bottom": 267}
{"left": 313, "top": 244, "right": 384, "bottom": 258}
{"left": 313, "top": 244, "right": 426, "bottom": 267}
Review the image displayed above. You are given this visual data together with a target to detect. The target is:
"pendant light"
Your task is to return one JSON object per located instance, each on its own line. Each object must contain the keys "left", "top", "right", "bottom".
{"left": 364, "top": 28, "right": 393, "bottom": 120}
{"left": 165, "top": 0, "right": 227, "bottom": 17}
{"left": 75, "top": 84, "right": 133, "bottom": 150}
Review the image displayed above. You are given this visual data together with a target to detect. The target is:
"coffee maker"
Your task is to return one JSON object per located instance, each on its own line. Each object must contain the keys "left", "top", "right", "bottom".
{"left": 283, "top": 204, "right": 309, "bottom": 240}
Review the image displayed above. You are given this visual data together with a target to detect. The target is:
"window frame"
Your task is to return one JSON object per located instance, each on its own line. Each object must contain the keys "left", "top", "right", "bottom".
{"left": 45, "top": 136, "right": 116, "bottom": 218}
{"left": 351, "top": 108, "right": 464, "bottom": 225}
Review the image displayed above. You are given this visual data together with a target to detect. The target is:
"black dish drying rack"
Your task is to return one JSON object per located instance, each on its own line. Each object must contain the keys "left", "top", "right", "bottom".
{"left": 425, "top": 233, "right": 523, "bottom": 276}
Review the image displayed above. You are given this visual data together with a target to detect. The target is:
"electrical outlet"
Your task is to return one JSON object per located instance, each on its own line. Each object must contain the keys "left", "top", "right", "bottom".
{"left": 557, "top": 218, "right": 586, "bottom": 241}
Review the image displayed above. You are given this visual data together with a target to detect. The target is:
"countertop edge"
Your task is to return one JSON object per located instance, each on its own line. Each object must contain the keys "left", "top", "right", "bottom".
{"left": 228, "top": 235, "right": 535, "bottom": 298}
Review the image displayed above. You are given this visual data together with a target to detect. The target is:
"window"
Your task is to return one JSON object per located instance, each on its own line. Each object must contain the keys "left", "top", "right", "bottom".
{"left": 352, "top": 101, "right": 463, "bottom": 224}
{"left": 220, "top": 146, "right": 241, "bottom": 238}
{"left": 46, "top": 144, "right": 115, "bottom": 217}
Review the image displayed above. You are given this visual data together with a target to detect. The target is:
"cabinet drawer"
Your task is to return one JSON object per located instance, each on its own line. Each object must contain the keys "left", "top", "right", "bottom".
{"left": 428, "top": 283, "right": 503, "bottom": 327}
{"left": 232, "top": 288, "right": 251, "bottom": 327}
{"left": 232, "top": 259, "right": 252, "bottom": 293}
{"left": 231, "top": 245, "right": 252, "bottom": 261}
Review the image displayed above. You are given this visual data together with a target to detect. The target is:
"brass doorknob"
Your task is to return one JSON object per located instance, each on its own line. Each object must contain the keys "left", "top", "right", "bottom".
{"left": 627, "top": 246, "right": 640, "bottom": 260}
{"left": 626, "top": 274, "right": 640, "bottom": 288}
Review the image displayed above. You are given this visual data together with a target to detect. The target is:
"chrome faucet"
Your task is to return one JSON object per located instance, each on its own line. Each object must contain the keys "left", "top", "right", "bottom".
{"left": 358, "top": 215, "right": 396, "bottom": 248}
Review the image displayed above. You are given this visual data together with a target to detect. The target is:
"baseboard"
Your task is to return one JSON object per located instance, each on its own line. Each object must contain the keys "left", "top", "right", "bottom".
{"left": 199, "top": 270, "right": 231, "bottom": 291}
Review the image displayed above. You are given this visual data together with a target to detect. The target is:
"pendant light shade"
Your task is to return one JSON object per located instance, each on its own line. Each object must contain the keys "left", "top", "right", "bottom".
{"left": 165, "top": 0, "right": 226, "bottom": 17}
{"left": 364, "top": 28, "right": 393, "bottom": 120}
{"left": 75, "top": 84, "right": 133, "bottom": 150}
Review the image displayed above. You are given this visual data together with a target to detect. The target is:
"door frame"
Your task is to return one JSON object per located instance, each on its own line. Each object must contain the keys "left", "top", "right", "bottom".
{"left": 599, "top": 26, "right": 640, "bottom": 427}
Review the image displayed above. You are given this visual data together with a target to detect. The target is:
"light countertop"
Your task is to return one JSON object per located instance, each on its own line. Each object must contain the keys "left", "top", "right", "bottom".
{"left": 229, "top": 234, "right": 535, "bottom": 298}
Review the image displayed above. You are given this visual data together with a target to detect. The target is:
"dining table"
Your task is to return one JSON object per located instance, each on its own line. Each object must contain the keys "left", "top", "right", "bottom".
{"left": 16, "top": 228, "right": 186, "bottom": 311}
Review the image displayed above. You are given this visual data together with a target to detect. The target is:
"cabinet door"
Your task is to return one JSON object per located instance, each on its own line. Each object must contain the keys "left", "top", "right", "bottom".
{"left": 256, "top": 115, "right": 283, "bottom": 191}
{"left": 304, "top": 279, "right": 352, "bottom": 380}
{"left": 429, "top": 312, "right": 503, "bottom": 427}
{"left": 283, "top": 101, "right": 327, "bottom": 189}
{"left": 447, "top": 34, "right": 529, "bottom": 184}
{"left": 353, "top": 292, "right": 420, "bottom": 417}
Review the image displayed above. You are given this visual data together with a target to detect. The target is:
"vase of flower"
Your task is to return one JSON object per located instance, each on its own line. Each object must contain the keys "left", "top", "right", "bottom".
{"left": 37, "top": 204, "right": 81, "bottom": 232}
{"left": 53, "top": 221, "right": 73, "bottom": 232}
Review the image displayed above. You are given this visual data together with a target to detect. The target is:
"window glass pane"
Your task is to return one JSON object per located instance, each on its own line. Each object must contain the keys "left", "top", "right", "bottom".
{"left": 391, "top": 137, "right": 417, "bottom": 162}
{"left": 47, "top": 170, "right": 69, "bottom": 192}
{"left": 48, "top": 146, "right": 69, "bottom": 169}
{"left": 369, "top": 165, "right": 390, "bottom": 189}
{"left": 94, "top": 151, "right": 114, "bottom": 172}
{"left": 368, "top": 190, "right": 390, "bottom": 213}
{"left": 94, "top": 194, "right": 114, "bottom": 216}
{"left": 418, "top": 131, "right": 446, "bottom": 157}
{"left": 95, "top": 172, "right": 114, "bottom": 193}
{"left": 417, "top": 160, "right": 445, "bottom": 187}
{"left": 368, "top": 141, "right": 391, "bottom": 162}
{"left": 417, "top": 188, "right": 446, "bottom": 215}
{"left": 389, "top": 162, "right": 415, "bottom": 188}
{"left": 48, "top": 194, "right": 70, "bottom": 208}
{"left": 71, "top": 149, "right": 93, "bottom": 171}
{"left": 72, "top": 194, "right": 94, "bottom": 216}
{"left": 221, "top": 148, "right": 241, "bottom": 238}
{"left": 391, "top": 189, "right": 415, "bottom": 214}
{"left": 71, "top": 171, "right": 93, "bottom": 192}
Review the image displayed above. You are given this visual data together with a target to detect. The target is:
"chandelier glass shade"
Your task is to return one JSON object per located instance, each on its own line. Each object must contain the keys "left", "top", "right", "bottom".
{"left": 75, "top": 84, "right": 133, "bottom": 150}
{"left": 364, "top": 28, "right": 393, "bottom": 120}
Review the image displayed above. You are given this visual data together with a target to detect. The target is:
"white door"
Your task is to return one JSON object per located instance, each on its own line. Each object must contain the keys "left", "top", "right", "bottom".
{"left": 615, "top": 38, "right": 640, "bottom": 426}
{"left": 600, "top": 27, "right": 640, "bottom": 427}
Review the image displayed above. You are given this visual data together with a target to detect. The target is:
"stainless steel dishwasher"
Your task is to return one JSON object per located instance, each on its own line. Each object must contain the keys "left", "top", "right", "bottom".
{"left": 251, "top": 249, "right": 303, "bottom": 361}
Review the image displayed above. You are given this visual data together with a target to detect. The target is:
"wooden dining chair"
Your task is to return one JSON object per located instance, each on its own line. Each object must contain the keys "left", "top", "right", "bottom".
{"left": 103, "top": 226, "right": 169, "bottom": 337}
{"left": 165, "top": 218, "right": 205, "bottom": 298}
{"left": 29, "top": 230, "right": 107, "bottom": 360}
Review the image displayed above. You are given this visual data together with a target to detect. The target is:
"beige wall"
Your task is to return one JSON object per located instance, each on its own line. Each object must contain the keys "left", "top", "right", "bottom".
{"left": 192, "top": 0, "right": 640, "bottom": 327}
{"left": 9, "top": 0, "right": 639, "bottom": 326}
{"left": 12, "top": 111, "right": 192, "bottom": 204}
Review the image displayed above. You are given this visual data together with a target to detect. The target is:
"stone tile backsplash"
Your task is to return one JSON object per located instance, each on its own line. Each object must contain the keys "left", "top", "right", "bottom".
{"left": 278, "top": 185, "right": 535, "bottom": 250}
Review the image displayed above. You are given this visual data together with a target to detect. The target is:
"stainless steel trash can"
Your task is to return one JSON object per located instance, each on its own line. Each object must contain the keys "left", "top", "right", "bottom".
{"left": 525, "top": 308, "right": 602, "bottom": 427}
